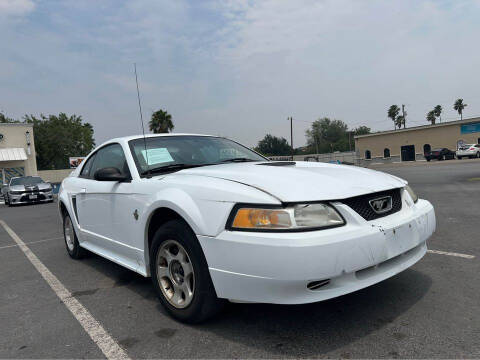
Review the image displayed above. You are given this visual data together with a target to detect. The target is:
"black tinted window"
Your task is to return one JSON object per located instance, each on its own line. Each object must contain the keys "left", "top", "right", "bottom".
{"left": 80, "top": 154, "right": 96, "bottom": 178}
{"left": 90, "top": 144, "right": 130, "bottom": 178}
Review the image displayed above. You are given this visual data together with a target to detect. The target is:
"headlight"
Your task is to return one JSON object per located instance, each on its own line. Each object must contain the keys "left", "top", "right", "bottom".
{"left": 405, "top": 185, "right": 418, "bottom": 203}
{"left": 228, "top": 203, "right": 345, "bottom": 231}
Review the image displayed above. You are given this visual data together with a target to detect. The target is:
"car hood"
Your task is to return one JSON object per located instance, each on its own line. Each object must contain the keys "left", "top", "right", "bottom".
{"left": 9, "top": 185, "right": 27, "bottom": 191}
{"left": 9, "top": 183, "right": 51, "bottom": 191}
{"left": 175, "top": 161, "right": 406, "bottom": 202}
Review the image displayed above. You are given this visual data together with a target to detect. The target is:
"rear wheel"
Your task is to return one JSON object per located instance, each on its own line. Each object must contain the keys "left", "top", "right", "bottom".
{"left": 150, "top": 219, "right": 224, "bottom": 323}
{"left": 477, "top": 152, "right": 480, "bottom": 158}
{"left": 63, "top": 214, "right": 86, "bottom": 259}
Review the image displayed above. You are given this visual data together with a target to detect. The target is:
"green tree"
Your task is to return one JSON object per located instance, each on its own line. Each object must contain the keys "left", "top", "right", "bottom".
{"left": 0, "top": 112, "right": 19, "bottom": 123}
{"left": 453, "top": 99, "right": 467, "bottom": 120}
{"left": 23, "top": 113, "right": 95, "bottom": 170}
{"left": 149, "top": 109, "right": 174, "bottom": 133}
{"left": 395, "top": 115, "right": 405, "bottom": 129}
{"left": 254, "top": 134, "right": 291, "bottom": 156}
{"left": 353, "top": 126, "right": 371, "bottom": 136}
{"left": 433, "top": 105, "right": 442, "bottom": 122}
{"left": 388, "top": 105, "right": 400, "bottom": 130}
{"left": 306, "top": 117, "right": 349, "bottom": 153}
{"left": 426, "top": 110, "right": 436, "bottom": 125}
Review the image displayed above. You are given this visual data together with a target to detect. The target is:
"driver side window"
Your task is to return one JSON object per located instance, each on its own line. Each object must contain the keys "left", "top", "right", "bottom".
{"left": 90, "top": 144, "right": 130, "bottom": 179}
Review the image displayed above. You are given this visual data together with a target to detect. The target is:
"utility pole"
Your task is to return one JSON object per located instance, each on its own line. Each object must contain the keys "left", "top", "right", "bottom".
{"left": 401, "top": 104, "right": 406, "bottom": 128}
{"left": 348, "top": 131, "right": 352, "bottom": 152}
{"left": 288, "top": 116, "right": 293, "bottom": 160}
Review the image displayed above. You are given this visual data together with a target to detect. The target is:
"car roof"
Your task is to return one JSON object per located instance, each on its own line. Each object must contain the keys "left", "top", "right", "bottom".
{"left": 115, "top": 133, "right": 214, "bottom": 142}
{"left": 97, "top": 133, "right": 221, "bottom": 148}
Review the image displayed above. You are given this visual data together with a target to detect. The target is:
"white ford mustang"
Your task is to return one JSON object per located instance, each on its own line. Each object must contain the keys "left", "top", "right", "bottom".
{"left": 59, "top": 134, "right": 436, "bottom": 322}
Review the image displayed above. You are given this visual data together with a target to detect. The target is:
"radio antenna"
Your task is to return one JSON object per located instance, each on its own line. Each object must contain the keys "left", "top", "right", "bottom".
{"left": 134, "top": 63, "right": 150, "bottom": 178}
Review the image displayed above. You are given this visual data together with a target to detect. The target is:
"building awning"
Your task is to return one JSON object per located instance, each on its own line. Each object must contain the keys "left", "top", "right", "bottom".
{"left": 0, "top": 148, "right": 28, "bottom": 161}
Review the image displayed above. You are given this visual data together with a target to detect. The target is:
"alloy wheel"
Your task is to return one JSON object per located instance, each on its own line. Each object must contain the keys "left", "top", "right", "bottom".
{"left": 156, "top": 240, "right": 195, "bottom": 309}
{"left": 64, "top": 216, "right": 75, "bottom": 251}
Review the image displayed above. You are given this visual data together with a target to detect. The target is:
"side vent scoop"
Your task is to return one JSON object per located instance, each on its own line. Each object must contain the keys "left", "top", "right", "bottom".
{"left": 258, "top": 161, "right": 296, "bottom": 166}
{"left": 307, "top": 279, "right": 330, "bottom": 290}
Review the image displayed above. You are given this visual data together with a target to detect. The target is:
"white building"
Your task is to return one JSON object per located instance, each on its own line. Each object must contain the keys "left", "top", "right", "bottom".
{"left": 0, "top": 123, "right": 38, "bottom": 184}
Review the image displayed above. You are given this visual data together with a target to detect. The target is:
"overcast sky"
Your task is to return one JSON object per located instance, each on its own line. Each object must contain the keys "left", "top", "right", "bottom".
{"left": 1, "top": 0, "right": 479, "bottom": 147}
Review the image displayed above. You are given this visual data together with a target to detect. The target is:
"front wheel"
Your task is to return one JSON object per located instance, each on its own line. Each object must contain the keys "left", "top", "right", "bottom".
{"left": 150, "top": 219, "right": 224, "bottom": 323}
{"left": 63, "top": 213, "right": 86, "bottom": 259}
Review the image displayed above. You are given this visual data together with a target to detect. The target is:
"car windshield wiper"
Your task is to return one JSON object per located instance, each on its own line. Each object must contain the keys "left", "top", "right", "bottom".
{"left": 220, "top": 157, "right": 258, "bottom": 163}
{"left": 141, "top": 163, "right": 206, "bottom": 175}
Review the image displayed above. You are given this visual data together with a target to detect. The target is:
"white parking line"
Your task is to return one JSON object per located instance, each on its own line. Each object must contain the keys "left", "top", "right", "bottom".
{"left": 0, "top": 236, "right": 63, "bottom": 250}
{"left": 427, "top": 249, "right": 475, "bottom": 259}
{"left": 0, "top": 220, "right": 130, "bottom": 360}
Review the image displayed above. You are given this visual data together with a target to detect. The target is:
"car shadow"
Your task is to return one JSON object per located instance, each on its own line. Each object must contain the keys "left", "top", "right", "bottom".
{"left": 77, "top": 251, "right": 431, "bottom": 357}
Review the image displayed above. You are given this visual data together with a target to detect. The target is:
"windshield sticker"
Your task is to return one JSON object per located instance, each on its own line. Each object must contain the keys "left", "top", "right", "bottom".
{"left": 141, "top": 148, "right": 174, "bottom": 165}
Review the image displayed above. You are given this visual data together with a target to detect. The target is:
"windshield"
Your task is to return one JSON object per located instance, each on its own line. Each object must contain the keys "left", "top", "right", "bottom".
{"left": 129, "top": 136, "right": 266, "bottom": 176}
{"left": 10, "top": 176, "right": 43, "bottom": 186}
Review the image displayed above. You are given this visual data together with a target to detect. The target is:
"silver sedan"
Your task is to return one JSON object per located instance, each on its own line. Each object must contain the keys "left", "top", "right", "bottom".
{"left": 2, "top": 176, "right": 54, "bottom": 206}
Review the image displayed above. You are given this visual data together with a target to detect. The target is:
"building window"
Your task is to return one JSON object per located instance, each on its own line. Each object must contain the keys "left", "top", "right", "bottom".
{"left": 384, "top": 148, "right": 390, "bottom": 158}
{"left": 365, "top": 150, "right": 371, "bottom": 160}
{"left": 423, "top": 144, "right": 431, "bottom": 153}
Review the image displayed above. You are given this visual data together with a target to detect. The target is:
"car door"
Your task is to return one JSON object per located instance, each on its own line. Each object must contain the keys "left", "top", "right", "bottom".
{"left": 76, "top": 143, "right": 140, "bottom": 270}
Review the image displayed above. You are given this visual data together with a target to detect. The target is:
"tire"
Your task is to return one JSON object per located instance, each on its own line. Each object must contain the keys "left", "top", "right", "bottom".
{"left": 150, "top": 219, "right": 224, "bottom": 323}
{"left": 477, "top": 152, "right": 480, "bottom": 159}
{"left": 63, "top": 213, "right": 86, "bottom": 259}
{"left": 426, "top": 158, "right": 431, "bottom": 162}
{"left": 458, "top": 156, "right": 462, "bottom": 160}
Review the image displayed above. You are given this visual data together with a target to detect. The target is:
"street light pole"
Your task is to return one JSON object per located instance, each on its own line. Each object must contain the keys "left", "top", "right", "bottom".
{"left": 288, "top": 116, "right": 293, "bottom": 160}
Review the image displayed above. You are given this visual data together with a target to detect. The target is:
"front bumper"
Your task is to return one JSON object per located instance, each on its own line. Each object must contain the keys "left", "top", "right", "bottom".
{"left": 8, "top": 192, "right": 54, "bottom": 205}
{"left": 198, "top": 197, "right": 435, "bottom": 304}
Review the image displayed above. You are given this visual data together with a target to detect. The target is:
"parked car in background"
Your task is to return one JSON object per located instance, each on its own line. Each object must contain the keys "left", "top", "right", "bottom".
{"left": 424, "top": 148, "right": 456, "bottom": 161}
{"left": 456, "top": 144, "right": 480, "bottom": 159}
{"left": 59, "top": 134, "right": 435, "bottom": 323}
{"left": 2, "top": 176, "right": 54, "bottom": 206}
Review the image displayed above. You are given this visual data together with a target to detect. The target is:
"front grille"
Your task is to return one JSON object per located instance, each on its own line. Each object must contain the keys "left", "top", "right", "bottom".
{"left": 20, "top": 194, "right": 45, "bottom": 202}
{"left": 341, "top": 188, "right": 402, "bottom": 221}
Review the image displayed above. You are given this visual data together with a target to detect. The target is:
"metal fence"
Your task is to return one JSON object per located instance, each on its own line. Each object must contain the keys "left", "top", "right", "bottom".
{"left": 269, "top": 151, "right": 357, "bottom": 164}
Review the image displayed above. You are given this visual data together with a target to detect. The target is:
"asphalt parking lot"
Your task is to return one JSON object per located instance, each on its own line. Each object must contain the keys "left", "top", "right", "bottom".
{"left": 0, "top": 160, "right": 479, "bottom": 359}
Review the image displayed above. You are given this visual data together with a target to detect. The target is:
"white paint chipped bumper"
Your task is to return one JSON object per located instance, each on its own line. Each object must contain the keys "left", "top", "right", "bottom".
{"left": 198, "top": 199, "right": 435, "bottom": 304}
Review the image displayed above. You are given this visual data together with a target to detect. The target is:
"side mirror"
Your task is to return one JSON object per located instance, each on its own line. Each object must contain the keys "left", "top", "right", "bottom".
{"left": 94, "top": 167, "right": 129, "bottom": 182}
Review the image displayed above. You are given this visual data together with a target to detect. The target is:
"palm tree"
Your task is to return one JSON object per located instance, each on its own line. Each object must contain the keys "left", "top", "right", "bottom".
{"left": 388, "top": 105, "right": 400, "bottom": 130}
{"left": 149, "top": 109, "right": 174, "bottom": 133}
{"left": 396, "top": 115, "right": 405, "bottom": 129}
{"left": 433, "top": 105, "right": 442, "bottom": 122}
{"left": 453, "top": 99, "right": 467, "bottom": 120}
{"left": 426, "top": 110, "right": 436, "bottom": 125}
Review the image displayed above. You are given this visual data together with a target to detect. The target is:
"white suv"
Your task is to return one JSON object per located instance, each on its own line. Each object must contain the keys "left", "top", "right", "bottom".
{"left": 457, "top": 144, "right": 480, "bottom": 159}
